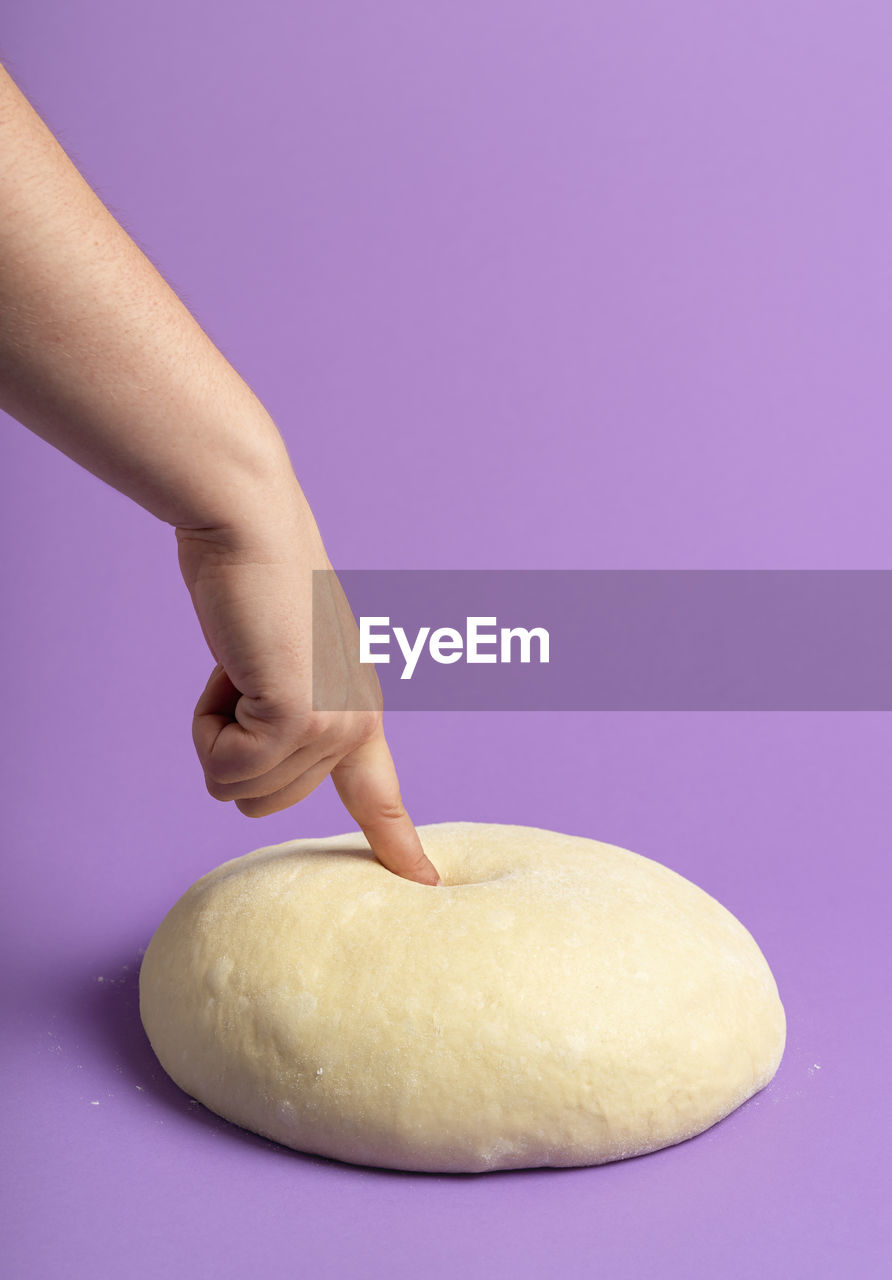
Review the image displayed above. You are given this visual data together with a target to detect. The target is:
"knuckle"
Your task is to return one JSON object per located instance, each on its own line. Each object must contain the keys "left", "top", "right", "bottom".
{"left": 202, "top": 748, "right": 264, "bottom": 788}
{"left": 202, "top": 757, "right": 244, "bottom": 787}
{"left": 374, "top": 798, "right": 409, "bottom": 826}
{"left": 349, "top": 709, "right": 381, "bottom": 748}
{"left": 205, "top": 774, "right": 233, "bottom": 801}
{"left": 235, "top": 796, "right": 269, "bottom": 818}
{"left": 296, "top": 709, "right": 333, "bottom": 742}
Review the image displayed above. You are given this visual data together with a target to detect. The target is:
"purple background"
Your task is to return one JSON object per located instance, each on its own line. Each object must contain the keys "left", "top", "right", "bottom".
{"left": 1, "top": 3, "right": 890, "bottom": 1277}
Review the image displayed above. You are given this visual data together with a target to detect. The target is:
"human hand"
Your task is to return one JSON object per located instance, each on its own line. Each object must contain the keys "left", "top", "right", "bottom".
{"left": 0, "top": 64, "right": 437, "bottom": 883}
{"left": 176, "top": 475, "right": 440, "bottom": 887}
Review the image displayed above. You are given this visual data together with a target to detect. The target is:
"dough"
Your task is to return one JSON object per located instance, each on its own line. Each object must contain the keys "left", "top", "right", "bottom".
{"left": 139, "top": 822, "right": 785, "bottom": 1173}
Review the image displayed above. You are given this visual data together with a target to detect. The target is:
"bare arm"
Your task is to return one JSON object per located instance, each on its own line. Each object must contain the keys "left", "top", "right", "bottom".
{"left": 0, "top": 62, "right": 439, "bottom": 887}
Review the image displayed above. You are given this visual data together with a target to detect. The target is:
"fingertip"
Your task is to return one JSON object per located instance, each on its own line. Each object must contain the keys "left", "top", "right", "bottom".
{"left": 354, "top": 818, "right": 436, "bottom": 885}
{"left": 331, "top": 734, "right": 441, "bottom": 886}
{"left": 350, "top": 805, "right": 437, "bottom": 883}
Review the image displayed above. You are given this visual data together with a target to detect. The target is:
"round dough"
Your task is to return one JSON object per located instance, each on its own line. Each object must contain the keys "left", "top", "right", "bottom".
{"left": 139, "top": 822, "right": 785, "bottom": 1173}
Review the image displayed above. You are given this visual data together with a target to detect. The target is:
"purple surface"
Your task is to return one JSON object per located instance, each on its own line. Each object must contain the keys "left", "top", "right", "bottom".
{"left": 1, "top": 4, "right": 890, "bottom": 1277}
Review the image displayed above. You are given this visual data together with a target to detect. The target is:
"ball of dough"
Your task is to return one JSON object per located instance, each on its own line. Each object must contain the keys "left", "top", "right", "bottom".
{"left": 139, "top": 822, "right": 785, "bottom": 1173}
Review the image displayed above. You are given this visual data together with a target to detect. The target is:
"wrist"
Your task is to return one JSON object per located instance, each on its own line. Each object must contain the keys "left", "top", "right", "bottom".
{"left": 172, "top": 392, "right": 301, "bottom": 534}
{"left": 175, "top": 432, "right": 329, "bottom": 569}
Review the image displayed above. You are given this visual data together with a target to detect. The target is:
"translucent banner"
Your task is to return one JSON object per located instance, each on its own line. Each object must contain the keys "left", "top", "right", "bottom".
{"left": 312, "top": 570, "right": 892, "bottom": 710}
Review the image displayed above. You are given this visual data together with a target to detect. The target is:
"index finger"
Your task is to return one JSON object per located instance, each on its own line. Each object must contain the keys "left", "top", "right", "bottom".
{"left": 331, "top": 729, "right": 440, "bottom": 887}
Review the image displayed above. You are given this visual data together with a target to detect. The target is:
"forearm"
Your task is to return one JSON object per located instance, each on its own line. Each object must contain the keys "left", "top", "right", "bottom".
{"left": 0, "top": 62, "right": 292, "bottom": 532}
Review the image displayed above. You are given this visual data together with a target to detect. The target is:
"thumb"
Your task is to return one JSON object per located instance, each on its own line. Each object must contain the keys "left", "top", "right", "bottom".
{"left": 331, "top": 729, "right": 440, "bottom": 887}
